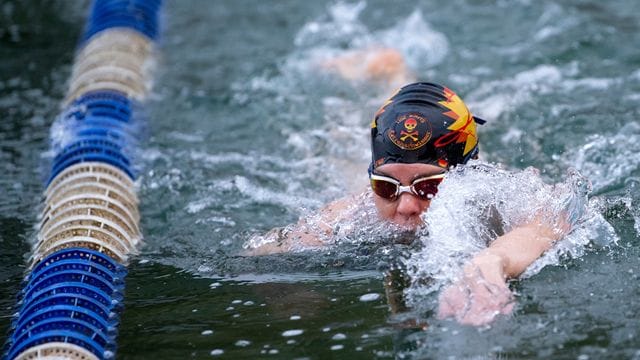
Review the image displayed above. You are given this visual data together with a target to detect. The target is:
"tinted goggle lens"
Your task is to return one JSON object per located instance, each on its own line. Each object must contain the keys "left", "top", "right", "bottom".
{"left": 413, "top": 177, "right": 442, "bottom": 198}
{"left": 370, "top": 174, "right": 444, "bottom": 201}
{"left": 371, "top": 176, "right": 399, "bottom": 200}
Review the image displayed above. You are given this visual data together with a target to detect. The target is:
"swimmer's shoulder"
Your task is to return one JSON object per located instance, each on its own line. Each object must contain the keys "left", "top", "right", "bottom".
{"left": 318, "top": 191, "right": 371, "bottom": 224}
{"left": 243, "top": 192, "right": 370, "bottom": 256}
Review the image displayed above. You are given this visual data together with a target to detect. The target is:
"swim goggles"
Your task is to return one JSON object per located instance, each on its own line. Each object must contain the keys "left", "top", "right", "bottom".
{"left": 369, "top": 173, "right": 445, "bottom": 201}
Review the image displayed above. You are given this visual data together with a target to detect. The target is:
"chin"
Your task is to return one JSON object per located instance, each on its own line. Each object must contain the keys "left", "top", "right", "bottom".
{"left": 386, "top": 224, "right": 420, "bottom": 245}
{"left": 393, "top": 230, "right": 418, "bottom": 245}
{"left": 391, "top": 218, "right": 422, "bottom": 231}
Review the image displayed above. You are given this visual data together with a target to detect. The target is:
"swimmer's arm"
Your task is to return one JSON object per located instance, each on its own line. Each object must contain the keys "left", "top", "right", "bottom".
{"left": 438, "top": 221, "right": 567, "bottom": 326}
{"left": 242, "top": 196, "right": 354, "bottom": 256}
{"left": 241, "top": 227, "right": 326, "bottom": 256}
{"left": 473, "top": 219, "right": 566, "bottom": 280}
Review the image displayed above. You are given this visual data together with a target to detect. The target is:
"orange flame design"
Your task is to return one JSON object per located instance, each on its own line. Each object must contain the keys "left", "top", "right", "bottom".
{"left": 434, "top": 87, "right": 478, "bottom": 156}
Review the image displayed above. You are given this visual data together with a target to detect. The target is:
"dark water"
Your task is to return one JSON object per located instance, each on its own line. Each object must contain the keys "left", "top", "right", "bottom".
{"left": 2, "top": 0, "right": 640, "bottom": 359}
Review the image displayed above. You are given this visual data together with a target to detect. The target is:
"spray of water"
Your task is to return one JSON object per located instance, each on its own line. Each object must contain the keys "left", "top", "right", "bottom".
{"left": 294, "top": 1, "right": 369, "bottom": 49}
{"left": 565, "top": 122, "right": 640, "bottom": 194}
{"left": 402, "top": 161, "right": 617, "bottom": 309}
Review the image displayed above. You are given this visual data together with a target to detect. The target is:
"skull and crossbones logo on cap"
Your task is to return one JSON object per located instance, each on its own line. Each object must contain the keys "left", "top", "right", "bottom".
{"left": 387, "top": 113, "right": 432, "bottom": 150}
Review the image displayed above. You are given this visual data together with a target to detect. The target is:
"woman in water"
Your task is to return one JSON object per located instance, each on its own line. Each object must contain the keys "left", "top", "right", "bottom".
{"left": 244, "top": 82, "right": 568, "bottom": 326}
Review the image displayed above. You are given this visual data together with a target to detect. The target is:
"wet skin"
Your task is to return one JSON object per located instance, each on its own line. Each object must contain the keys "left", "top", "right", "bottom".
{"left": 371, "top": 163, "right": 445, "bottom": 229}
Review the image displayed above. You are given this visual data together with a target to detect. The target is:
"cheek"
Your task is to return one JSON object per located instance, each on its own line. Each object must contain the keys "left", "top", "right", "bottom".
{"left": 419, "top": 199, "right": 432, "bottom": 212}
{"left": 373, "top": 196, "right": 397, "bottom": 220}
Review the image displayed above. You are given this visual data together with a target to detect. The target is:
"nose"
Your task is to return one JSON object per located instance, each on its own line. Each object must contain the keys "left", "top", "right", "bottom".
{"left": 395, "top": 193, "right": 425, "bottom": 225}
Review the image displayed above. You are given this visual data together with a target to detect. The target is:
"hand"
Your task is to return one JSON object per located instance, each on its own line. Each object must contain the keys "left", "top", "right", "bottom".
{"left": 437, "top": 266, "right": 515, "bottom": 326}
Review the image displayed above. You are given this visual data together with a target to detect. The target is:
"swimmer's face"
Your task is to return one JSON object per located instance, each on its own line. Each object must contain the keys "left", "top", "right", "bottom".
{"left": 371, "top": 163, "right": 444, "bottom": 230}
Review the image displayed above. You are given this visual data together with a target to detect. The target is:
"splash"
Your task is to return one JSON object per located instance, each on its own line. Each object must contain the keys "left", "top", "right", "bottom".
{"left": 233, "top": 1, "right": 451, "bottom": 97}
{"left": 373, "top": 10, "right": 449, "bottom": 70}
{"left": 294, "top": 1, "right": 369, "bottom": 49}
{"left": 243, "top": 191, "right": 387, "bottom": 251}
{"left": 562, "top": 121, "right": 640, "bottom": 237}
{"left": 466, "top": 64, "right": 563, "bottom": 121}
{"left": 292, "top": 3, "right": 449, "bottom": 79}
{"left": 402, "top": 162, "right": 617, "bottom": 308}
{"left": 564, "top": 122, "right": 640, "bottom": 194}
{"left": 240, "top": 190, "right": 424, "bottom": 272}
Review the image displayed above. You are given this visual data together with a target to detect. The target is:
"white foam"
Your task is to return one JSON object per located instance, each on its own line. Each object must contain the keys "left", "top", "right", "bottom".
{"left": 562, "top": 77, "right": 620, "bottom": 91}
{"left": 467, "top": 65, "right": 563, "bottom": 120}
{"left": 402, "top": 162, "right": 616, "bottom": 308}
{"left": 49, "top": 114, "right": 75, "bottom": 150}
{"left": 234, "top": 175, "right": 322, "bottom": 209}
{"left": 294, "top": 1, "right": 368, "bottom": 48}
{"left": 533, "top": 3, "right": 578, "bottom": 42}
{"left": 375, "top": 10, "right": 449, "bottom": 69}
{"left": 564, "top": 122, "right": 640, "bottom": 193}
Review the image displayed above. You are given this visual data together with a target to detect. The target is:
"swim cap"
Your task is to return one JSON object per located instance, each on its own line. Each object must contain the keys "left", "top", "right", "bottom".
{"left": 370, "top": 82, "right": 485, "bottom": 171}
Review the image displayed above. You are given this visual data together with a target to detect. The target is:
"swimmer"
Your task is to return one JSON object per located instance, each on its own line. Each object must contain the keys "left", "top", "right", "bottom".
{"left": 244, "top": 82, "right": 569, "bottom": 326}
{"left": 321, "top": 46, "right": 415, "bottom": 89}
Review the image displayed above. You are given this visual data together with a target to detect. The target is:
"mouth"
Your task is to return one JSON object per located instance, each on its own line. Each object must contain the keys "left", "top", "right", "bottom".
{"left": 391, "top": 217, "right": 423, "bottom": 231}
{"left": 388, "top": 225, "right": 419, "bottom": 245}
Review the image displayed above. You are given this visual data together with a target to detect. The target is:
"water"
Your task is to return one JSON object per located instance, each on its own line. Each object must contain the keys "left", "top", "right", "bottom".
{"left": 2, "top": 0, "right": 640, "bottom": 358}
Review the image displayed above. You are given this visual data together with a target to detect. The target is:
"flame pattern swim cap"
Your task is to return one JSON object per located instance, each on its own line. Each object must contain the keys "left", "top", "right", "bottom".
{"left": 370, "top": 82, "right": 485, "bottom": 171}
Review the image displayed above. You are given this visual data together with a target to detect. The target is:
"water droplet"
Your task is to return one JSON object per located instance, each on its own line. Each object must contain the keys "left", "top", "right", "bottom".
{"left": 235, "top": 340, "right": 251, "bottom": 347}
{"left": 358, "top": 293, "right": 380, "bottom": 302}
{"left": 282, "top": 329, "right": 304, "bottom": 337}
{"left": 332, "top": 333, "right": 347, "bottom": 340}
